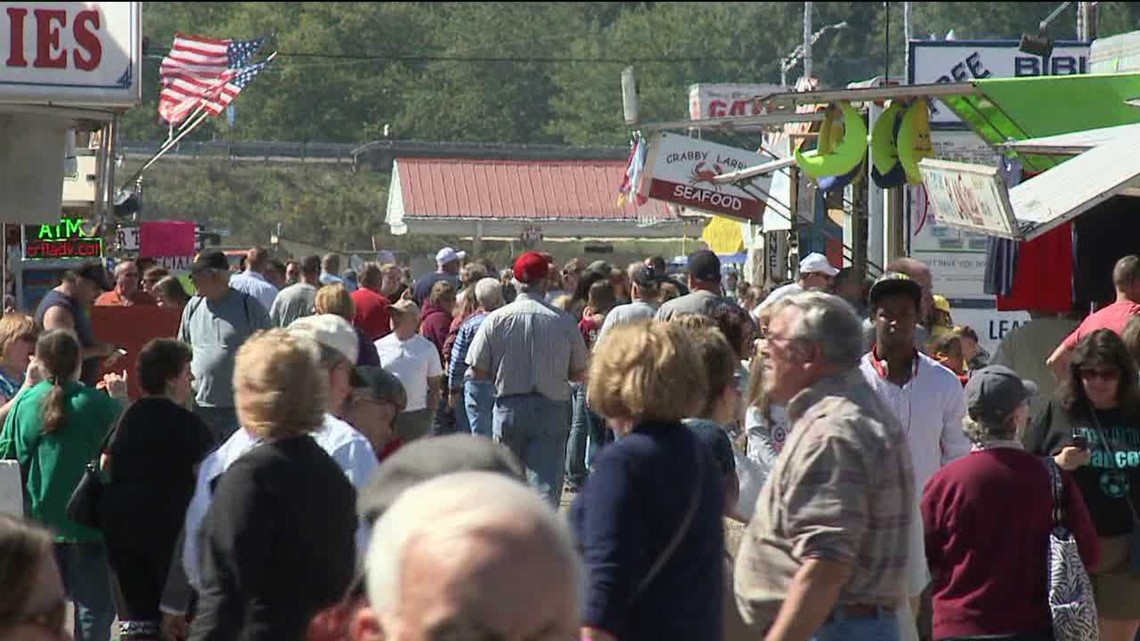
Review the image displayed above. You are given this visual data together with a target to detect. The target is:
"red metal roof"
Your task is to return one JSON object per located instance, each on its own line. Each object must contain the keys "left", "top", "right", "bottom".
{"left": 395, "top": 157, "right": 674, "bottom": 221}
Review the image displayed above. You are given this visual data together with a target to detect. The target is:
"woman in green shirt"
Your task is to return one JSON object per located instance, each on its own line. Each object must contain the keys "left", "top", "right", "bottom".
{"left": 0, "top": 329, "right": 125, "bottom": 641}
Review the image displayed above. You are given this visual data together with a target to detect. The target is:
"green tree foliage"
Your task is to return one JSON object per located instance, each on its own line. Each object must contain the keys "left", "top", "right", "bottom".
{"left": 120, "top": 2, "right": 1140, "bottom": 255}
{"left": 121, "top": 159, "right": 393, "bottom": 251}
{"left": 126, "top": 2, "right": 1140, "bottom": 147}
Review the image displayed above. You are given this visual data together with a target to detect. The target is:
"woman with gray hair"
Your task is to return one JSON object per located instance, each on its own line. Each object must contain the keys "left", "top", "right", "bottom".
{"left": 447, "top": 277, "right": 505, "bottom": 436}
{"left": 921, "top": 366, "right": 1099, "bottom": 641}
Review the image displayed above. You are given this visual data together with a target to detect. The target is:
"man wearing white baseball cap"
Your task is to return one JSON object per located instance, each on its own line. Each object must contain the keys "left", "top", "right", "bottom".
{"left": 753, "top": 251, "right": 840, "bottom": 317}
{"left": 411, "top": 247, "right": 465, "bottom": 304}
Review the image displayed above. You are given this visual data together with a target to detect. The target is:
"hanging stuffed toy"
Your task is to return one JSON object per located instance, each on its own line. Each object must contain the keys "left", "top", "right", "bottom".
{"left": 870, "top": 101, "right": 908, "bottom": 189}
{"left": 794, "top": 100, "right": 868, "bottom": 182}
{"left": 897, "top": 98, "right": 934, "bottom": 184}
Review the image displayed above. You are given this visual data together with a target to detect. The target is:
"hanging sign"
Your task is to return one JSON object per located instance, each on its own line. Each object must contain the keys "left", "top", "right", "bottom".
{"left": 637, "top": 132, "right": 770, "bottom": 223}
{"left": 918, "top": 159, "right": 1019, "bottom": 239}
{"left": 0, "top": 2, "right": 142, "bottom": 106}
{"left": 23, "top": 217, "right": 103, "bottom": 260}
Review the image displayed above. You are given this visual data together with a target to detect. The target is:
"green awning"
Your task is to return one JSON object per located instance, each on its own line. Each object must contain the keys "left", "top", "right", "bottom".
{"left": 942, "top": 73, "right": 1140, "bottom": 171}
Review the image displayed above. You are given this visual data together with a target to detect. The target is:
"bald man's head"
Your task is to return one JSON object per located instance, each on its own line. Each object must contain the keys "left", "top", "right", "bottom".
{"left": 885, "top": 257, "right": 934, "bottom": 318}
{"left": 357, "top": 472, "right": 578, "bottom": 641}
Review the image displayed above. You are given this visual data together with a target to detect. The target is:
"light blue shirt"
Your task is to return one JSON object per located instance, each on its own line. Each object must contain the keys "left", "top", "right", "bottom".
{"left": 229, "top": 269, "right": 278, "bottom": 314}
{"left": 597, "top": 300, "right": 658, "bottom": 342}
{"left": 182, "top": 414, "right": 377, "bottom": 590}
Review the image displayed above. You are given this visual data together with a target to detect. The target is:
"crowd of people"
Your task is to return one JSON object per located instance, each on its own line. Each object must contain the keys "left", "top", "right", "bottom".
{"left": 3, "top": 242, "right": 1140, "bottom": 641}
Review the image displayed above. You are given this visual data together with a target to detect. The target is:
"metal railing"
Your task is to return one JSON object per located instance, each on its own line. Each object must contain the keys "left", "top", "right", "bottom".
{"left": 120, "top": 140, "right": 358, "bottom": 164}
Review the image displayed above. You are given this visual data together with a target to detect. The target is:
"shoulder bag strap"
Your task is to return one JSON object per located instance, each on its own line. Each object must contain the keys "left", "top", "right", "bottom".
{"left": 1043, "top": 456, "right": 1066, "bottom": 528}
{"left": 630, "top": 438, "right": 705, "bottom": 602}
{"left": 1088, "top": 410, "right": 1140, "bottom": 524}
{"left": 87, "top": 410, "right": 123, "bottom": 468}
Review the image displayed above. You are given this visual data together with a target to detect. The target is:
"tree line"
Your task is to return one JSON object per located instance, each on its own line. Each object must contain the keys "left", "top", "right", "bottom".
{"left": 123, "top": 2, "right": 1140, "bottom": 147}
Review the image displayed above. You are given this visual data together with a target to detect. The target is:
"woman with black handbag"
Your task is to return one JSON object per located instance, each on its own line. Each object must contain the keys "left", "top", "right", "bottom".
{"left": 1023, "top": 329, "right": 1140, "bottom": 641}
{"left": 99, "top": 339, "right": 216, "bottom": 641}
{"left": 0, "top": 329, "right": 126, "bottom": 641}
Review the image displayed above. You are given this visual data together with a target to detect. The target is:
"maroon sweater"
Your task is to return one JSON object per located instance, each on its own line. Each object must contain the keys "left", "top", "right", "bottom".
{"left": 922, "top": 447, "right": 1100, "bottom": 640}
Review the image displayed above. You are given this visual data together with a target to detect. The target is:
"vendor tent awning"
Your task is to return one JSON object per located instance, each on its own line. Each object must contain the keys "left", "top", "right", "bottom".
{"left": 941, "top": 73, "right": 1140, "bottom": 171}
{"left": 1002, "top": 122, "right": 1140, "bottom": 156}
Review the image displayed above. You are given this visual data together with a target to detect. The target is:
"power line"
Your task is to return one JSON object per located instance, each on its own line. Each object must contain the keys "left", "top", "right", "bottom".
{"left": 143, "top": 49, "right": 760, "bottom": 65}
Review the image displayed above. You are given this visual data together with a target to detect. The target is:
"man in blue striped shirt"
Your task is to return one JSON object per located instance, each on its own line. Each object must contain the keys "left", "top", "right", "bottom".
{"left": 448, "top": 278, "right": 505, "bottom": 437}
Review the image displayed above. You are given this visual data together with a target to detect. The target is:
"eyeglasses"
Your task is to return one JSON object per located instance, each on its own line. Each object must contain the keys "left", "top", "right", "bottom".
{"left": 1080, "top": 368, "right": 1121, "bottom": 382}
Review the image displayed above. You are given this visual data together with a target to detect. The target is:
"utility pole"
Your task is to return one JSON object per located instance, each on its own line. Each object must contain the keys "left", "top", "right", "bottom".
{"left": 903, "top": 2, "right": 912, "bottom": 80}
{"left": 803, "top": 2, "right": 814, "bottom": 81}
{"left": 1077, "top": 2, "right": 1097, "bottom": 41}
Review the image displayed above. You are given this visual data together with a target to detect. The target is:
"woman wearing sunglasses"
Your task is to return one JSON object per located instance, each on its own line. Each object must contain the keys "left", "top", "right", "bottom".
{"left": 1023, "top": 328, "right": 1140, "bottom": 641}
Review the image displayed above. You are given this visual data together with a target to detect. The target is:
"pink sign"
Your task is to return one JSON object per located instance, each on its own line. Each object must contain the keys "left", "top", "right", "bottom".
{"left": 139, "top": 221, "right": 196, "bottom": 257}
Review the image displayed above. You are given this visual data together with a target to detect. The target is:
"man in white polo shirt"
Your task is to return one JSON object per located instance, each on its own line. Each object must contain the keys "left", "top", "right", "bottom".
{"left": 859, "top": 271, "right": 969, "bottom": 641}
{"left": 375, "top": 299, "right": 443, "bottom": 442}
{"left": 753, "top": 252, "right": 839, "bottom": 318}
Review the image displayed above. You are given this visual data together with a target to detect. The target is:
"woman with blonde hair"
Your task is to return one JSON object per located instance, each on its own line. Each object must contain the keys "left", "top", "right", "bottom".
{"left": 189, "top": 329, "right": 356, "bottom": 641}
{"left": 315, "top": 284, "right": 379, "bottom": 367}
{"left": 572, "top": 320, "right": 724, "bottom": 641}
{"left": 0, "top": 313, "right": 39, "bottom": 420}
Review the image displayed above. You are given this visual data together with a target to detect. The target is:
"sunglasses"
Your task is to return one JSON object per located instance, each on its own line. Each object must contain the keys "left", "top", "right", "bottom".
{"left": 1079, "top": 368, "right": 1121, "bottom": 382}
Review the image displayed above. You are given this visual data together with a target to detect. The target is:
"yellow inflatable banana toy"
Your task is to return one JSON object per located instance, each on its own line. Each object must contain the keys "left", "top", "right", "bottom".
{"left": 897, "top": 98, "right": 934, "bottom": 185}
{"left": 794, "top": 101, "right": 868, "bottom": 180}
{"left": 870, "top": 101, "right": 907, "bottom": 189}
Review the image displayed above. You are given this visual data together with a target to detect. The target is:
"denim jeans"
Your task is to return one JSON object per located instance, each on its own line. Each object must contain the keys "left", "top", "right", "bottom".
{"left": 564, "top": 382, "right": 589, "bottom": 488}
{"left": 55, "top": 542, "right": 115, "bottom": 641}
{"left": 464, "top": 379, "right": 495, "bottom": 438}
{"left": 812, "top": 608, "right": 897, "bottom": 641}
{"left": 451, "top": 388, "right": 470, "bottom": 435}
{"left": 493, "top": 393, "right": 571, "bottom": 506}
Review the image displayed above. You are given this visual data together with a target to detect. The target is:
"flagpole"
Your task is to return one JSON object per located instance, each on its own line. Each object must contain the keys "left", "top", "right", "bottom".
{"left": 120, "top": 110, "right": 211, "bottom": 190}
{"left": 140, "top": 49, "right": 278, "bottom": 191}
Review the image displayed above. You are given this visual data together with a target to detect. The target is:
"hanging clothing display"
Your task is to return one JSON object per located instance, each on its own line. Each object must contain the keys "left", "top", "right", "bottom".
{"left": 995, "top": 222, "right": 1073, "bottom": 313}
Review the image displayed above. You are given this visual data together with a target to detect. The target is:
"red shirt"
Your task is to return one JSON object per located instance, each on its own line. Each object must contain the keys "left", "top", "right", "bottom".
{"left": 1062, "top": 299, "right": 1140, "bottom": 348}
{"left": 94, "top": 289, "right": 156, "bottom": 306}
{"left": 578, "top": 314, "right": 602, "bottom": 349}
{"left": 350, "top": 287, "right": 391, "bottom": 341}
{"left": 922, "top": 448, "right": 1100, "bottom": 639}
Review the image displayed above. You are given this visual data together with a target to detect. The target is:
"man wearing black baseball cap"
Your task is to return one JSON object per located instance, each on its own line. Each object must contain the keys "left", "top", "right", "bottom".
{"left": 34, "top": 261, "right": 120, "bottom": 386}
{"left": 178, "top": 249, "right": 273, "bottom": 441}
{"left": 654, "top": 249, "right": 735, "bottom": 321}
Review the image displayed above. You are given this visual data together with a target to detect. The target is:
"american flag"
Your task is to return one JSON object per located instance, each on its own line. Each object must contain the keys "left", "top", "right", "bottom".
{"left": 158, "top": 34, "right": 267, "bottom": 125}
{"left": 200, "top": 62, "right": 268, "bottom": 116}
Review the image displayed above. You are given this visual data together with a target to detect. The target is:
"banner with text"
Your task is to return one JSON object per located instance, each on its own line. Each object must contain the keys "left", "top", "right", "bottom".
{"left": 637, "top": 133, "right": 770, "bottom": 222}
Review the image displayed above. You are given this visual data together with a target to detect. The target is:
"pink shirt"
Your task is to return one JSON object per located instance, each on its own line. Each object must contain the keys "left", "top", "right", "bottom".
{"left": 1061, "top": 299, "right": 1140, "bottom": 348}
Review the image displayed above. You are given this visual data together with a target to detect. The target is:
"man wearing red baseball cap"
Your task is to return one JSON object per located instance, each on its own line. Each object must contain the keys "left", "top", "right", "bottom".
{"left": 465, "top": 251, "right": 589, "bottom": 506}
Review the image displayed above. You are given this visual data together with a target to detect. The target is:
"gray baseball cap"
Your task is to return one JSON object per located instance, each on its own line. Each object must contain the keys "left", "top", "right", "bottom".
{"left": 965, "top": 365, "right": 1038, "bottom": 423}
{"left": 357, "top": 434, "right": 524, "bottom": 525}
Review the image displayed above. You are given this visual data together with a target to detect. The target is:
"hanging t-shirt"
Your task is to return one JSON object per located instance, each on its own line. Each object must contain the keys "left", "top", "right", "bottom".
{"left": 1024, "top": 398, "right": 1140, "bottom": 537}
{"left": 995, "top": 222, "right": 1074, "bottom": 313}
